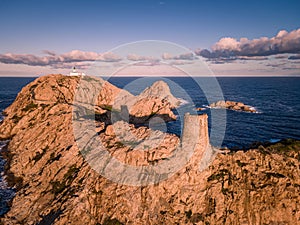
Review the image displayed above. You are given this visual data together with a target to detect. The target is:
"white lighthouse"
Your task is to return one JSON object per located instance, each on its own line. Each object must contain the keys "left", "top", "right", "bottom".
{"left": 69, "top": 66, "right": 86, "bottom": 76}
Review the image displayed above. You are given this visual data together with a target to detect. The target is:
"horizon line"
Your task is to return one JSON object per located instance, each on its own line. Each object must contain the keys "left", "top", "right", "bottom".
{"left": 0, "top": 74, "right": 300, "bottom": 78}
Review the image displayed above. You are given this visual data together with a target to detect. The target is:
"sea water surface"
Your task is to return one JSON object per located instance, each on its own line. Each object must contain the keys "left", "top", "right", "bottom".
{"left": 0, "top": 77, "right": 35, "bottom": 215}
{"left": 108, "top": 76, "right": 300, "bottom": 148}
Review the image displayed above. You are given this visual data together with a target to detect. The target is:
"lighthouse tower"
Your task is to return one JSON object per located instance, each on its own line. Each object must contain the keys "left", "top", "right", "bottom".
{"left": 69, "top": 67, "right": 86, "bottom": 76}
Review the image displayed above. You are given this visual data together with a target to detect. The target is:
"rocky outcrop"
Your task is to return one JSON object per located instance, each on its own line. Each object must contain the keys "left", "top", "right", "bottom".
{"left": 0, "top": 74, "right": 300, "bottom": 224}
{"left": 137, "top": 80, "right": 181, "bottom": 108}
{"left": 96, "top": 79, "right": 180, "bottom": 122}
{"left": 209, "top": 100, "right": 257, "bottom": 113}
{"left": 0, "top": 75, "right": 178, "bottom": 140}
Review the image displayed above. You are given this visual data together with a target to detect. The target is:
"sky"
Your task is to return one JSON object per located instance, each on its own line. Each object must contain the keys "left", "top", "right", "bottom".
{"left": 0, "top": 0, "right": 300, "bottom": 76}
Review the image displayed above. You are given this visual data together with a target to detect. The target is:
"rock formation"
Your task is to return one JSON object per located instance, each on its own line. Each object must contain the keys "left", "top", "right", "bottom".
{"left": 209, "top": 100, "right": 257, "bottom": 113}
{"left": 0, "top": 74, "right": 299, "bottom": 224}
{"left": 95, "top": 78, "right": 180, "bottom": 122}
{"left": 137, "top": 80, "right": 181, "bottom": 108}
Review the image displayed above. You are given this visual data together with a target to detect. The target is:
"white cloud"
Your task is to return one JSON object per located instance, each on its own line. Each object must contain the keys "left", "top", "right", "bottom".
{"left": 197, "top": 28, "right": 300, "bottom": 59}
{"left": 212, "top": 37, "right": 240, "bottom": 51}
{"left": 162, "top": 52, "right": 195, "bottom": 60}
{"left": 127, "top": 54, "right": 157, "bottom": 61}
{"left": 0, "top": 50, "right": 122, "bottom": 68}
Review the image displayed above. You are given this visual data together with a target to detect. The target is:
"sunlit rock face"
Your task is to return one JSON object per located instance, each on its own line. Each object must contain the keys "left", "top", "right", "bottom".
{"left": 0, "top": 74, "right": 299, "bottom": 225}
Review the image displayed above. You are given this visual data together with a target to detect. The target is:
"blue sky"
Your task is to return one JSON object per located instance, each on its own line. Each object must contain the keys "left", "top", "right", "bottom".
{"left": 0, "top": 0, "right": 300, "bottom": 76}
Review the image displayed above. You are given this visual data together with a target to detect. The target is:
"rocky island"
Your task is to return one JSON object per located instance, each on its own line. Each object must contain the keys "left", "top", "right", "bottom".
{"left": 209, "top": 100, "right": 257, "bottom": 113}
{"left": 0, "top": 74, "right": 299, "bottom": 224}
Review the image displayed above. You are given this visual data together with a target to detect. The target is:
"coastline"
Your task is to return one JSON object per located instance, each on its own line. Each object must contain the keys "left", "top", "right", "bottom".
{"left": 0, "top": 74, "right": 299, "bottom": 224}
{"left": 0, "top": 141, "right": 15, "bottom": 216}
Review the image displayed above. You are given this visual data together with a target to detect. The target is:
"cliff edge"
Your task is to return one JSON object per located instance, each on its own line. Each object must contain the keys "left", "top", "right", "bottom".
{"left": 0, "top": 74, "right": 300, "bottom": 225}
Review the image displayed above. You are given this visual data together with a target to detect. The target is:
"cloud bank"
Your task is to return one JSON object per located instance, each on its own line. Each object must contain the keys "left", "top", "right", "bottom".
{"left": 127, "top": 54, "right": 157, "bottom": 61}
{"left": 0, "top": 50, "right": 122, "bottom": 69}
{"left": 196, "top": 28, "right": 300, "bottom": 60}
{"left": 162, "top": 52, "right": 195, "bottom": 60}
{"left": 1, "top": 28, "right": 299, "bottom": 75}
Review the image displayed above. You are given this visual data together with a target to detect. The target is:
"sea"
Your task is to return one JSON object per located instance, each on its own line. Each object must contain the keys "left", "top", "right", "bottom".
{"left": 0, "top": 76, "right": 300, "bottom": 214}
{"left": 107, "top": 76, "right": 300, "bottom": 148}
{"left": 0, "top": 77, "right": 35, "bottom": 215}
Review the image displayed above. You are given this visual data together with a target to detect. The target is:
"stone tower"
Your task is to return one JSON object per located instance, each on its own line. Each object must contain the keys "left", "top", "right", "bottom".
{"left": 182, "top": 113, "right": 209, "bottom": 148}
{"left": 181, "top": 113, "right": 210, "bottom": 169}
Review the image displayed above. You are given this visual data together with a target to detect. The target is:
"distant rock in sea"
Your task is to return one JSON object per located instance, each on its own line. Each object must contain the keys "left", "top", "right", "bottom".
{"left": 0, "top": 74, "right": 299, "bottom": 225}
{"left": 196, "top": 107, "right": 206, "bottom": 111}
{"left": 209, "top": 100, "right": 257, "bottom": 113}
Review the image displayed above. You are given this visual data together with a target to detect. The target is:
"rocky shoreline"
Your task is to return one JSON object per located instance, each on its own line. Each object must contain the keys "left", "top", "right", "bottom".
{"left": 0, "top": 75, "right": 299, "bottom": 224}
{"left": 0, "top": 141, "right": 15, "bottom": 216}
